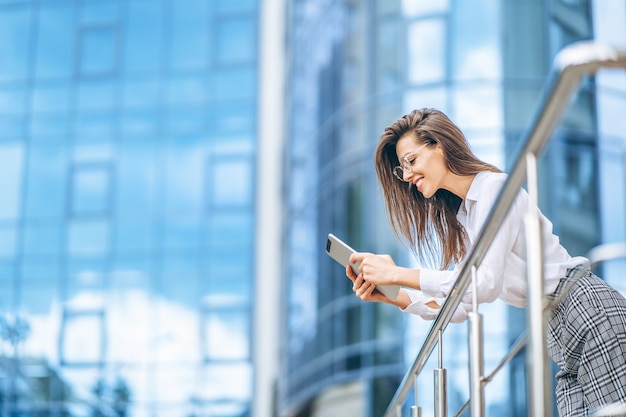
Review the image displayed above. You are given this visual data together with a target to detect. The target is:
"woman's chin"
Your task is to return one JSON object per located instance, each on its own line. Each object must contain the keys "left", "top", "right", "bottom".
{"left": 418, "top": 188, "right": 434, "bottom": 198}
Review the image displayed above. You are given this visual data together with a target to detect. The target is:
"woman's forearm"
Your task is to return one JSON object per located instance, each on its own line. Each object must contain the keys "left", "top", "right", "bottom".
{"left": 391, "top": 266, "right": 421, "bottom": 290}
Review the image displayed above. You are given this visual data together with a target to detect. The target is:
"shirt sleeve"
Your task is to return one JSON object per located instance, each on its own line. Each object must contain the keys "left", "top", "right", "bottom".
{"left": 401, "top": 288, "right": 472, "bottom": 323}
{"left": 419, "top": 174, "right": 527, "bottom": 307}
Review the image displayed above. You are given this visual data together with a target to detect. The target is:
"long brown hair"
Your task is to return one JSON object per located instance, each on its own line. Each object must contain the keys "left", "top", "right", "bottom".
{"left": 375, "top": 108, "right": 501, "bottom": 269}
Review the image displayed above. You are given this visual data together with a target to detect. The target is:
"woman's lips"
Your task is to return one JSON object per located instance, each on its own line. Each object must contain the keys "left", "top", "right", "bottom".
{"left": 414, "top": 177, "right": 424, "bottom": 190}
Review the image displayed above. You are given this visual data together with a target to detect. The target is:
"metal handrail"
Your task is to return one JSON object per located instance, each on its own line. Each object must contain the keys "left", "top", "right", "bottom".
{"left": 383, "top": 41, "right": 626, "bottom": 417}
{"left": 588, "top": 242, "right": 626, "bottom": 268}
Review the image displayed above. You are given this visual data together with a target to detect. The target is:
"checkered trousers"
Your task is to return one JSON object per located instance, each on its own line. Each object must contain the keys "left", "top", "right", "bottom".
{"left": 547, "top": 267, "right": 626, "bottom": 417}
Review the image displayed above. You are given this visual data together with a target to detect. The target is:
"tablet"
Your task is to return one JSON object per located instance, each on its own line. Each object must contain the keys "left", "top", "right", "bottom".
{"left": 325, "top": 233, "right": 400, "bottom": 301}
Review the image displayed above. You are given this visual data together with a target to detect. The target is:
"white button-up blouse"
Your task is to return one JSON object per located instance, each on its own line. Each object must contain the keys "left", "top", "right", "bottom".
{"left": 402, "top": 171, "right": 588, "bottom": 323}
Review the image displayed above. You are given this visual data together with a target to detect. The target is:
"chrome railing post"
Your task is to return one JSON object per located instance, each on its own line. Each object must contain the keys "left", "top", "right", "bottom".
{"left": 468, "top": 266, "right": 484, "bottom": 417}
{"left": 411, "top": 374, "right": 421, "bottom": 417}
{"left": 524, "top": 153, "right": 552, "bottom": 417}
{"left": 434, "top": 330, "right": 447, "bottom": 417}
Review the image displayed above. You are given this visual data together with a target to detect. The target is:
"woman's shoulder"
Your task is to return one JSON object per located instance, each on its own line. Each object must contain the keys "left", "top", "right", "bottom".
{"left": 477, "top": 170, "right": 507, "bottom": 180}
{"left": 474, "top": 171, "right": 508, "bottom": 190}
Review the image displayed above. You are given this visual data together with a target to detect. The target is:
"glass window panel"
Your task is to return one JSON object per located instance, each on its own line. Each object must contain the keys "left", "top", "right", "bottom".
{"left": 67, "top": 259, "right": 107, "bottom": 293}
{"left": 0, "top": 6, "right": 31, "bottom": 82}
{"left": 0, "top": 224, "right": 17, "bottom": 257}
{"left": 160, "top": 252, "right": 200, "bottom": 276}
{"left": 67, "top": 219, "right": 110, "bottom": 256}
{"left": 402, "top": 0, "right": 449, "bottom": 16}
{"left": 216, "top": 0, "right": 257, "bottom": 13}
{"left": 407, "top": 19, "right": 446, "bottom": 84}
{"left": 122, "top": 77, "right": 160, "bottom": 109}
{"left": 120, "top": 110, "right": 159, "bottom": 137}
{"left": 58, "top": 369, "right": 106, "bottom": 407}
{"left": 77, "top": 80, "right": 116, "bottom": 112}
{"left": 74, "top": 112, "right": 115, "bottom": 140}
{"left": 205, "top": 213, "right": 253, "bottom": 247}
{"left": 0, "top": 274, "right": 15, "bottom": 310}
{"left": 110, "top": 256, "right": 151, "bottom": 288}
{"left": 20, "top": 255, "right": 60, "bottom": 282}
{"left": 25, "top": 145, "right": 67, "bottom": 220}
{"left": 152, "top": 368, "right": 198, "bottom": 403}
{"left": 123, "top": 1, "right": 163, "bottom": 73}
{"left": 464, "top": 131, "right": 503, "bottom": 169}
{"left": 35, "top": 4, "right": 75, "bottom": 79}
{"left": 29, "top": 112, "right": 70, "bottom": 139}
{"left": 114, "top": 220, "right": 155, "bottom": 252}
{"left": 64, "top": 287, "right": 105, "bottom": 311}
{"left": 213, "top": 69, "right": 256, "bottom": 101}
{"left": 116, "top": 141, "right": 157, "bottom": 216}
{"left": 150, "top": 303, "right": 201, "bottom": 365}
{"left": 166, "top": 75, "right": 210, "bottom": 106}
{"left": 377, "top": 19, "right": 402, "bottom": 93}
{"left": 0, "top": 85, "right": 27, "bottom": 113}
{"left": 203, "top": 265, "right": 251, "bottom": 306}
{"left": 0, "top": 142, "right": 24, "bottom": 220}
{"left": 160, "top": 263, "right": 200, "bottom": 305}
{"left": 215, "top": 17, "right": 256, "bottom": 65}
{"left": 403, "top": 87, "right": 448, "bottom": 114}
{"left": 20, "top": 280, "right": 57, "bottom": 315}
{"left": 21, "top": 222, "right": 63, "bottom": 255}
{"left": 210, "top": 101, "right": 256, "bottom": 136}
{"left": 194, "top": 401, "right": 248, "bottom": 417}
{"left": 452, "top": 85, "right": 502, "bottom": 129}
{"left": 60, "top": 312, "right": 104, "bottom": 364}
{"left": 211, "top": 136, "right": 254, "bottom": 154}
{"left": 80, "top": 0, "right": 119, "bottom": 24}
{"left": 205, "top": 245, "right": 251, "bottom": 273}
{"left": 10, "top": 313, "right": 53, "bottom": 356}
{"left": 203, "top": 310, "right": 249, "bottom": 360}
{"left": 165, "top": 106, "right": 208, "bottom": 134}
{"left": 197, "top": 363, "right": 252, "bottom": 401}
{"left": 106, "top": 293, "right": 152, "bottom": 363}
{"left": 73, "top": 141, "right": 114, "bottom": 163}
{"left": 79, "top": 26, "right": 118, "bottom": 75}
{"left": 71, "top": 165, "right": 111, "bottom": 216}
{"left": 452, "top": 0, "right": 500, "bottom": 80}
{"left": 170, "top": 0, "right": 210, "bottom": 70}
{"left": 0, "top": 114, "right": 25, "bottom": 138}
{"left": 163, "top": 137, "right": 204, "bottom": 214}
{"left": 162, "top": 218, "right": 202, "bottom": 250}
{"left": 560, "top": 142, "right": 596, "bottom": 210}
{"left": 0, "top": 260, "right": 15, "bottom": 277}
{"left": 208, "top": 157, "right": 253, "bottom": 208}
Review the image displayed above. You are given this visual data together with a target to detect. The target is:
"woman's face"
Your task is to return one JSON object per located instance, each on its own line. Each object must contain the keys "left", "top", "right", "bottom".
{"left": 395, "top": 133, "right": 448, "bottom": 198}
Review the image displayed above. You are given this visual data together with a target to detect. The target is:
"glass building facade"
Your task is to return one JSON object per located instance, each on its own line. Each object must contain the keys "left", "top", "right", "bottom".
{"left": 279, "top": 0, "right": 626, "bottom": 416}
{"left": 0, "top": 1, "right": 264, "bottom": 416}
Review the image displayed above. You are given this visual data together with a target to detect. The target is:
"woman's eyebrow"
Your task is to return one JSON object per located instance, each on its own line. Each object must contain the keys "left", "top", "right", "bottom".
{"left": 401, "top": 143, "right": 427, "bottom": 159}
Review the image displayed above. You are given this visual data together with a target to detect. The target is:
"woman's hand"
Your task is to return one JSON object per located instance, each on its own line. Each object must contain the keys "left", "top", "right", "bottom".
{"left": 349, "top": 252, "right": 421, "bottom": 290}
{"left": 345, "top": 264, "right": 390, "bottom": 303}
{"left": 349, "top": 252, "right": 398, "bottom": 286}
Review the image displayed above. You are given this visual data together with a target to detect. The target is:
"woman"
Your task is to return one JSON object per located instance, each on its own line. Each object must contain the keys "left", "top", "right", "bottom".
{"left": 347, "top": 108, "right": 626, "bottom": 416}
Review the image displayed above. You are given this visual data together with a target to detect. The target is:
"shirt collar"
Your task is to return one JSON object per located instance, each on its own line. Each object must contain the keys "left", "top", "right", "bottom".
{"left": 463, "top": 171, "right": 490, "bottom": 212}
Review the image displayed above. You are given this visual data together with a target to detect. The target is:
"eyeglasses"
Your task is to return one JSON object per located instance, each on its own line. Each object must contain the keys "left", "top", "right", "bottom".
{"left": 392, "top": 143, "right": 428, "bottom": 182}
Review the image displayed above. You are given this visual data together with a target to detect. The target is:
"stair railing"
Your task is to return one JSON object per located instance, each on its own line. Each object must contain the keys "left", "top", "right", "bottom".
{"left": 382, "top": 41, "right": 626, "bottom": 417}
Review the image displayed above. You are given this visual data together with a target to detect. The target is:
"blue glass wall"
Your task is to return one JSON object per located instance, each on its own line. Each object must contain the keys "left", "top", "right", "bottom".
{"left": 0, "top": 1, "right": 259, "bottom": 416}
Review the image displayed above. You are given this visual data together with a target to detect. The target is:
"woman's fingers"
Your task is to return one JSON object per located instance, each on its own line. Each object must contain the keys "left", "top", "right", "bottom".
{"left": 355, "top": 280, "right": 375, "bottom": 299}
{"left": 345, "top": 265, "right": 357, "bottom": 281}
